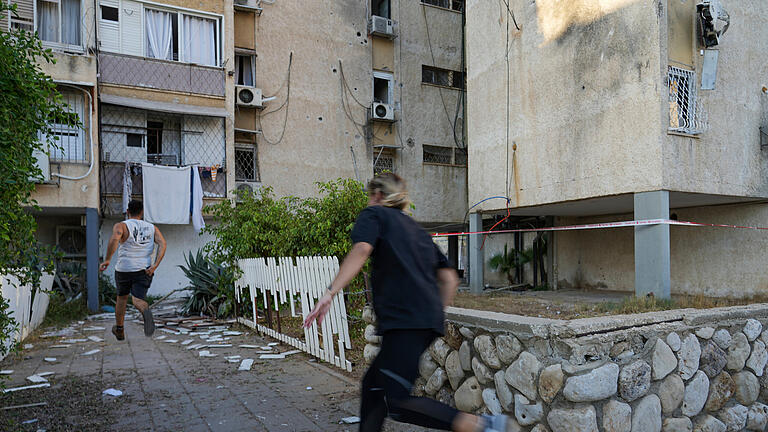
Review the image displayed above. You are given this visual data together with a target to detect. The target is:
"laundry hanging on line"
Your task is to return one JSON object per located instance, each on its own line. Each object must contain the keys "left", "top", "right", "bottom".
{"left": 142, "top": 164, "right": 191, "bottom": 224}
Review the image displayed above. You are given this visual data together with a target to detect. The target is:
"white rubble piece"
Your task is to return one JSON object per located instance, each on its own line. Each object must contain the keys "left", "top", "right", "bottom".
{"left": 341, "top": 416, "right": 361, "bottom": 424}
{"left": 81, "top": 349, "right": 101, "bottom": 356}
{"left": 62, "top": 339, "right": 87, "bottom": 344}
{"left": 3, "top": 383, "right": 50, "bottom": 393}
{"left": 198, "top": 350, "right": 217, "bottom": 357}
{"left": 239, "top": 359, "right": 254, "bottom": 371}
{"left": 82, "top": 326, "right": 106, "bottom": 331}
{"left": 87, "top": 336, "right": 103, "bottom": 343}
{"left": 43, "top": 358, "right": 56, "bottom": 363}
{"left": 163, "top": 339, "right": 179, "bottom": 343}
{"left": 26, "top": 375, "right": 48, "bottom": 383}
{"left": 102, "top": 388, "right": 123, "bottom": 397}
{"left": 50, "top": 345, "right": 71, "bottom": 348}
{"left": 181, "top": 340, "right": 194, "bottom": 346}
{"left": 0, "top": 370, "right": 13, "bottom": 375}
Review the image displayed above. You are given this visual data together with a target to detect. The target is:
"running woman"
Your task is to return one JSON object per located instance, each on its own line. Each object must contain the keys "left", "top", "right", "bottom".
{"left": 100, "top": 199, "right": 166, "bottom": 340}
{"left": 304, "top": 173, "right": 510, "bottom": 432}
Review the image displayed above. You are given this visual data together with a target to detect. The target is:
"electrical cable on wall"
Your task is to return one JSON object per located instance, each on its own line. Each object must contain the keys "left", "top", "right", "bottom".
{"left": 259, "top": 52, "right": 292, "bottom": 146}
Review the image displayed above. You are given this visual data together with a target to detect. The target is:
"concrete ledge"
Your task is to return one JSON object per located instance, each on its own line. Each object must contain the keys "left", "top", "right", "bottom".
{"left": 445, "top": 307, "right": 561, "bottom": 338}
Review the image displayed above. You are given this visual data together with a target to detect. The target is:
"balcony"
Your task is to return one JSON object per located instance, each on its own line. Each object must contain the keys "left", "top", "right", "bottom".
{"left": 98, "top": 52, "right": 226, "bottom": 97}
{"left": 99, "top": 104, "right": 227, "bottom": 217}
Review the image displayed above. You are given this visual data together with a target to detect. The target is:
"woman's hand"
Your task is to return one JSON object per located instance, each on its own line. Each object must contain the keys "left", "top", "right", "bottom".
{"left": 304, "top": 293, "right": 333, "bottom": 328}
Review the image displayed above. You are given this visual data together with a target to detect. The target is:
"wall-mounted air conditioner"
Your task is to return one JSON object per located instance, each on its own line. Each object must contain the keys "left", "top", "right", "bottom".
{"left": 371, "top": 102, "right": 395, "bottom": 122}
{"left": 235, "top": 182, "right": 259, "bottom": 201}
{"left": 236, "top": 86, "right": 264, "bottom": 108}
{"left": 31, "top": 147, "right": 50, "bottom": 183}
{"left": 369, "top": 16, "right": 395, "bottom": 39}
{"left": 56, "top": 226, "right": 87, "bottom": 257}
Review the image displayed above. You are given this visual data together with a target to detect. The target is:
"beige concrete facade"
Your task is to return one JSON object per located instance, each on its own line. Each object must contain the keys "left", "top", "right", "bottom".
{"left": 466, "top": 0, "right": 768, "bottom": 296}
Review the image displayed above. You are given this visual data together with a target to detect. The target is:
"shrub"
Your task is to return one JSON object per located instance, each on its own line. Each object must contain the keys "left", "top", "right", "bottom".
{"left": 179, "top": 249, "right": 240, "bottom": 318}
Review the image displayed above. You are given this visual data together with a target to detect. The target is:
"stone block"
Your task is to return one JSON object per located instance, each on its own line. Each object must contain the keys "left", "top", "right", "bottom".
{"left": 705, "top": 371, "right": 735, "bottom": 412}
{"left": 653, "top": 338, "right": 677, "bottom": 380}
{"left": 538, "top": 364, "right": 564, "bottom": 403}
{"left": 514, "top": 394, "right": 543, "bottom": 426}
{"left": 662, "top": 417, "right": 692, "bottom": 432}
{"left": 563, "top": 362, "right": 619, "bottom": 402}
{"left": 678, "top": 334, "right": 701, "bottom": 380}
{"left": 717, "top": 403, "right": 747, "bottom": 432}
{"left": 474, "top": 335, "right": 502, "bottom": 369}
{"left": 631, "top": 394, "right": 661, "bottom": 432}
{"left": 445, "top": 350, "right": 465, "bottom": 390}
{"left": 496, "top": 334, "right": 522, "bottom": 365}
{"left": 482, "top": 388, "right": 503, "bottom": 415}
{"left": 744, "top": 319, "right": 763, "bottom": 342}
{"left": 712, "top": 329, "right": 731, "bottom": 350}
{"left": 699, "top": 341, "right": 727, "bottom": 378}
{"left": 746, "top": 340, "right": 768, "bottom": 377}
{"left": 454, "top": 377, "right": 483, "bottom": 412}
{"left": 547, "top": 405, "right": 598, "bottom": 432}
{"left": 681, "top": 370, "right": 709, "bottom": 417}
{"left": 659, "top": 374, "right": 685, "bottom": 414}
{"left": 472, "top": 357, "right": 494, "bottom": 385}
{"left": 618, "top": 360, "right": 651, "bottom": 402}
{"left": 733, "top": 371, "right": 760, "bottom": 405}
{"left": 726, "top": 332, "right": 750, "bottom": 371}
{"left": 505, "top": 351, "right": 542, "bottom": 401}
{"left": 494, "top": 370, "right": 513, "bottom": 411}
{"left": 602, "top": 399, "right": 631, "bottom": 432}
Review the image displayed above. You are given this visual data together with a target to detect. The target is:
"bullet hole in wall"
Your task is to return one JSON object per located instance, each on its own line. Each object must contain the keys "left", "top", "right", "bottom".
{"left": 582, "top": 85, "right": 586, "bottom": 90}
{"left": 318, "top": 117, "right": 323, "bottom": 121}
{"left": 332, "top": 68, "right": 337, "bottom": 73}
{"left": 357, "top": 32, "right": 361, "bottom": 37}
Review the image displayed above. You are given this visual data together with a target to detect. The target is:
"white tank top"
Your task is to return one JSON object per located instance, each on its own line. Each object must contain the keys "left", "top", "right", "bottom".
{"left": 115, "top": 219, "right": 156, "bottom": 272}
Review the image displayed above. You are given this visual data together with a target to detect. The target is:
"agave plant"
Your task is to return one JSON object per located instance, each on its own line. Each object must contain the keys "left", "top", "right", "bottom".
{"left": 179, "top": 249, "right": 237, "bottom": 318}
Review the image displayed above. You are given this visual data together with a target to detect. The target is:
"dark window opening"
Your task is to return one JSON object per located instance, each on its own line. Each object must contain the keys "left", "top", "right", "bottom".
{"left": 373, "top": 77, "right": 390, "bottom": 104}
{"left": 372, "top": 0, "right": 390, "bottom": 18}
{"left": 126, "top": 133, "right": 143, "bottom": 148}
{"left": 422, "top": 0, "right": 463, "bottom": 11}
{"left": 235, "top": 55, "right": 255, "bottom": 86}
{"left": 101, "top": 5, "right": 119, "bottom": 21}
{"left": 235, "top": 145, "right": 259, "bottom": 182}
{"left": 171, "top": 16, "right": 179, "bottom": 61}
{"left": 422, "top": 65, "right": 464, "bottom": 90}
{"left": 146, "top": 121, "right": 163, "bottom": 155}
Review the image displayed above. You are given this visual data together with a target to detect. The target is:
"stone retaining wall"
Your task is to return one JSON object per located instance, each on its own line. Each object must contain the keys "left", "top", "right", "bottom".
{"left": 361, "top": 304, "right": 768, "bottom": 431}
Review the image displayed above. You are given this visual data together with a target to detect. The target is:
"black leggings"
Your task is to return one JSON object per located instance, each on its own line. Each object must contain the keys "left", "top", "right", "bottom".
{"left": 360, "top": 329, "right": 461, "bottom": 431}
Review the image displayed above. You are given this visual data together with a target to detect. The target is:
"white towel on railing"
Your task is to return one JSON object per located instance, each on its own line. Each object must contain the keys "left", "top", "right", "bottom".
{"left": 142, "top": 164, "right": 190, "bottom": 224}
{"left": 122, "top": 162, "right": 131, "bottom": 214}
{"left": 191, "top": 166, "right": 205, "bottom": 233}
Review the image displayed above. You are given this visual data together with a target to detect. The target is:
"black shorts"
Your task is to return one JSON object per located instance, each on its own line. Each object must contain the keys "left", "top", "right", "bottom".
{"left": 115, "top": 270, "right": 153, "bottom": 300}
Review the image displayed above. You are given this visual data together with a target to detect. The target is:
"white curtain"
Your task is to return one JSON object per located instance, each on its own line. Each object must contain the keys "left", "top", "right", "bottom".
{"left": 145, "top": 9, "right": 173, "bottom": 60}
{"left": 61, "top": 0, "right": 80, "bottom": 45}
{"left": 37, "top": 0, "right": 59, "bottom": 42}
{"left": 182, "top": 15, "right": 215, "bottom": 66}
{"left": 237, "top": 56, "right": 253, "bottom": 86}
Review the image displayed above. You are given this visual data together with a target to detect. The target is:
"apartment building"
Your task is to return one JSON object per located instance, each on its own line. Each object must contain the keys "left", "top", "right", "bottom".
{"left": 465, "top": 0, "right": 768, "bottom": 298}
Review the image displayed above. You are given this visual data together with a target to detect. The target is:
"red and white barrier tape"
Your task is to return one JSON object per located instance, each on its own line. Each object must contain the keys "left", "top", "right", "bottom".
{"left": 431, "top": 219, "right": 768, "bottom": 238}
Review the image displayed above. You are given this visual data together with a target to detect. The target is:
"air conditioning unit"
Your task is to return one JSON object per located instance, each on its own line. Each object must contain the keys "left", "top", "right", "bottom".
{"left": 235, "top": 182, "right": 258, "bottom": 201}
{"left": 696, "top": 0, "right": 729, "bottom": 47}
{"left": 56, "top": 226, "right": 87, "bottom": 257}
{"left": 371, "top": 102, "right": 395, "bottom": 122}
{"left": 369, "top": 15, "right": 395, "bottom": 38}
{"left": 236, "top": 86, "right": 264, "bottom": 108}
{"left": 31, "top": 147, "right": 50, "bottom": 183}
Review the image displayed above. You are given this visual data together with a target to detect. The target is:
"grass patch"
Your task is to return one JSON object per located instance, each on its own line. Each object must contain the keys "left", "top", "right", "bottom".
{"left": 42, "top": 291, "right": 88, "bottom": 328}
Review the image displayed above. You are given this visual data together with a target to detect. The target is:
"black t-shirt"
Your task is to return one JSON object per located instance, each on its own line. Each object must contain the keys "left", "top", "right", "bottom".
{"left": 350, "top": 205, "right": 451, "bottom": 335}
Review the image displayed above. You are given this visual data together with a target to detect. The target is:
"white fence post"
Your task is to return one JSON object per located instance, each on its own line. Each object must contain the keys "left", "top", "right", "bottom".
{"left": 0, "top": 271, "right": 54, "bottom": 361}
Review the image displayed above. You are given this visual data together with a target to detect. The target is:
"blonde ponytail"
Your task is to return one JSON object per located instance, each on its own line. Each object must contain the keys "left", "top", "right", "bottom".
{"left": 367, "top": 173, "right": 411, "bottom": 211}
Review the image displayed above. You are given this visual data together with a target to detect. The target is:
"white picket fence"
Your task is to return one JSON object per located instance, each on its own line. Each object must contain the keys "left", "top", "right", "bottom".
{"left": 236, "top": 256, "right": 352, "bottom": 371}
{"left": 0, "top": 272, "right": 54, "bottom": 361}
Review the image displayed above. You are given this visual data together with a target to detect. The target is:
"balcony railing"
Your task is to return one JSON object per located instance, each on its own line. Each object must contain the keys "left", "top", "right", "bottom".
{"left": 99, "top": 52, "right": 226, "bottom": 97}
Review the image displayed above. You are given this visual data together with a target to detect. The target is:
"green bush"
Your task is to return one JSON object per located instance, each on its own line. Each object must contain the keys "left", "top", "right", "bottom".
{"left": 179, "top": 249, "right": 241, "bottom": 318}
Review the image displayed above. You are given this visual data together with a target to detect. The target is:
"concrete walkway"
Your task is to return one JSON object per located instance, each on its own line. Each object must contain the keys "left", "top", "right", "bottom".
{"left": 1, "top": 316, "right": 428, "bottom": 431}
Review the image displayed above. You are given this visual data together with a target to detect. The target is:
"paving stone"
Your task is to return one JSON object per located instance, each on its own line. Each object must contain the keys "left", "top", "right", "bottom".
{"left": 514, "top": 394, "right": 543, "bottom": 426}
{"left": 681, "top": 370, "right": 709, "bottom": 417}
{"left": 662, "top": 417, "right": 692, "bottom": 432}
{"left": 713, "top": 329, "right": 732, "bottom": 350}
{"left": 495, "top": 334, "right": 522, "bottom": 365}
{"left": 727, "top": 332, "right": 750, "bottom": 371}
{"left": 538, "top": 363, "right": 564, "bottom": 403}
{"left": 678, "top": 334, "right": 701, "bottom": 380}
{"left": 705, "top": 371, "right": 735, "bottom": 412}
{"left": 653, "top": 338, "right": 677, "bottom": 380}
{"left": 482, "top": 388, "right": 503, "bottom": 415}
{"left": 618, "top": 359, "right": 651, "bottom": 402}
{"left": 445, "top": 350, "right": 465, "bottom": 390}
{"left": 733, "top": 371, "right": 760, "bottom": 405}
{"left": 459, "top": 340, "right": 472, "bottom": 372}
{"left": 659, "top": 373, "right": 685, "bottom": 414}
{"left": 700, "top": 341, "right": 728, "bottom": 378}
{"left": 696, "top": 327, "right": 715, "bottom": 340}
{"left": 454, "top": 377, "right": 483, "bottom": 412}
{"left": 668, "top": 332, "right": 682, "bottom": 352}
{"left": 693, "top": 415, "right": 726, "bottom": 432}
{"left": 563, "top": 362, "right": 619, "bottom": 402}
{"left": 602, "top": 399, "right": 631, "bottom": 432}
{"left": 474, "top": 335, "right": 502, "bottom": 370}
{"left": 547, "top": 405, "right": 598, "bottom": 432}
{"left": 425, "top": 367, "right": 447, "bottom": 395}
{"left": 744, "top": 319, "right": 763, "bottom": 342}
{"left": 494, "top": 370, "right": 513, "bottom": 411}
{"left": 472, "top": 357, "right": 494, "bottom": 385}
{"left": 746, "top": 402, "right": 768, "bottom": 431}
{"left": 505, "top": 351, "right": 542, "bottom": 401}
{"left": 717, "top": 404, "right": 747, "bottom": 432}
{"left": 746, "top": 340, "right": 768, "bottom": 376}
{"left": 631, "top": 394, "right": 661, "bottom": 432}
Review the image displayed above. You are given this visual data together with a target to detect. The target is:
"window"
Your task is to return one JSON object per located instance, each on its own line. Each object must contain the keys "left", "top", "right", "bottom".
{"left": 422, "top": 65, "right": 464, "bottom": 90}
{"left": 144, "top": 8, "right": 218, "bottom": 66}
{"left": 235, "top": 55, "right": 255, "bottom": 87}
{"left": 371, "top": 0, "right": 390, "bottom": 18}
{"left": 126, "top": 133, "right": 143, "bottom": 147}
{"left": 101, "top": 5, "right": 118, "bottom": 21}
{"left": 423, "top": 145, "right": 466, "bottom": 166}
{"left": 10, "top": 1, "right": 34, "bottom": 31}
{"left": 373, "top": 71, "right": 394, "bottom": 104}
{"left": 668, "top": 66, "right": 705, "bottom": 134}
{"left": 47, "top": 88, "right": 86, "bottom": 162}
{"left": 422, "top": 0, "right": 463, "bottom": 12}
{"left": 146, "top": 121, "right": 163, "bottom": 155}
{"left": 37, "top": 0, "right": 82, "bottom": 47}
{"left": 235, "top": 145, "right": 259, "bottom": 182}
{"left": 373, "top": 149, "right": 394, "bottom": 175}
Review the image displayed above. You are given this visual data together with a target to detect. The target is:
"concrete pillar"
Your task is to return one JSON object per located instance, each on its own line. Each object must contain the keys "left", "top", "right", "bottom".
{"left": 634, "top": 191, "right": 671, "bottom": 299}
{"left": 469, "top": 213, "right": 484, "bottom": 294}
{"left": 86, "top": 207, "right": 99, "bottom": 312}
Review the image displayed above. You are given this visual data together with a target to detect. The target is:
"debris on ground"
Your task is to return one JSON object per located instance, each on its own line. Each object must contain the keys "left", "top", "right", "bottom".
{"left": 81, "top": 349, "right": 100, "bottom": 356}
{"left": 26, "top": 375, "right": 48, "bottom": 384}
{"left": 3, "top": 383, "right": 51, "bottom": 393}
{"left": 102, "top": 389, "right": 122, "bottom": 397}
{"left": 43, "top": 358, "right": 56, "bottom": 362}
{"left": 0, "top": 402, "right": 48, "bottom": 410}
{"left": 341, "top": 416, "right": 361, "bottom": 424}
{"left": 238, "top": 359, "right": 254, "bottom": 371}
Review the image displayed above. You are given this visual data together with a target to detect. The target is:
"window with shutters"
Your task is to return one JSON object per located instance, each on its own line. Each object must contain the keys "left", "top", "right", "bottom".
{"left": 36, "top": 0, "right": 83, "bottom": 49}
{"left": 422, "top": 145, "right": 466, "bottom": 167}
{"left": 8, "top": 0, "right": 34, "bottom": 32}
{"left": 43, "top": 88, "right": 87, "bottom": 162}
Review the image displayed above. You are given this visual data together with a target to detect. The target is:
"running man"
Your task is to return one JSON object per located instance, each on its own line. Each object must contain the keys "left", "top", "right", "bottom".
{"left": 305, "top": 173, "right": 511, "bottom": 432}
{"left": 99, "top": 199, "right": 166, "bottom": 340}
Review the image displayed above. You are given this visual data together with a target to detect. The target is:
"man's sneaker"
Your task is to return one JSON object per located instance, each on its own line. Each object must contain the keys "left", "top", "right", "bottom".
{"left": 142, "top": 308, "right": 155, "bottom": 337}
{"left": 112, "top": 325, "right": 125, "bottom": 341}
{"left": 482, "top": 415, "right": 509, "bottom": 432}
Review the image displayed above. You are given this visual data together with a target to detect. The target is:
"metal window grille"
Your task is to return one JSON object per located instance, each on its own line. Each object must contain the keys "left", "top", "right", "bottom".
{"left": 454, "top": 149, "right": 467, "bottom": 166}
{"left": 47, "top": 87, "right": 87, "bottom": 162}
{"left": 423, "top": 145, "right": 453, "bottom": 164}
{"left": 422, "top": 0, "right": 462, "bottom": 11}
{"left": 422, "top": 65, "right": 464, "bottom": 90}
{"left": 373, "top": 152, "right": 394, "bottom": 176}
{"left": 235, "top": 145, "right": 259, "bottom": 182}
{"left": 668, "top": 66, "right": 708, "bottom": 134}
